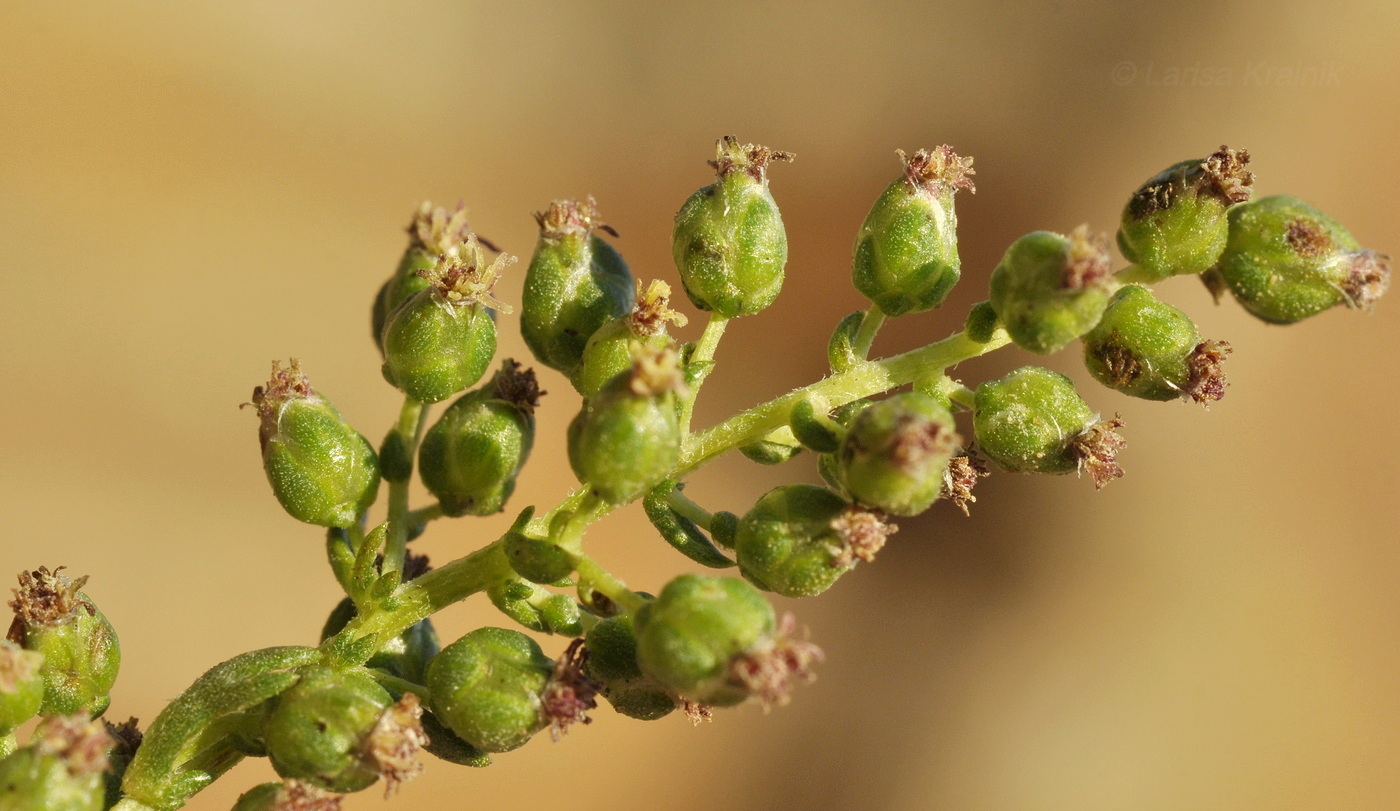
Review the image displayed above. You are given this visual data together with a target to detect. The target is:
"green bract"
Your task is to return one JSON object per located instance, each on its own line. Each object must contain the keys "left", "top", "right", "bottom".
{"left": 1117, "top": 146, "right": 1254, "bottom": 281}
{"left": 852, "top": 146, "right": 974, "bottom": 316}
{"left": 320, "top": 598, "right": 440, "bottom": 686}
{"left": 419, "top": 360, "right": 541, "bottom": 516}
{"left": 583, "top": 614, "right": 676, "bottom": 721}
{"left": 0, "top": 642, "right": 44, "bottom": 736}
{"left": 520, "top": 197, "right": 635, "bottom": 378}
{"left": 0, "top": 716, "right": 110, "bottom": 811}
{"left": 373, "top": 202, "right": 480, "bottom": 353}
{"left": 263, "top": 666, "right": 398, "bottom": 794}
{"left": 8, "top": 568, "right": 119, "bottom": 717}
{"left": 1215, "top": 195, "right": 1391, "bottom": 324}
{"left": 486, "top": 577, "right": 583, "bottom": 636}
{"left": 567, "top": 348, "right": 684, "bottom": 504}
{"left": 251, "top": 359, "right": 380, "bottom": 529}
{"left": 736, "top": 485, "right": 892, "bottom": 598}
{"left": 989, "top": 226, "right": 1114, "bottom": 354}
{"left": 427, "top": 628, "right": 552, "bottom": 753}
{"left": 1082, "top": 284, "right": 1231, "bottom": 403}
{"left": 573, "top": 279, "right": 687, "bottom": 398}
{"left": 973, "top": 367, "right": 1126, "bottom": 489}
{"left": 381, "top": 235, "right": 513, "bottom": 403}
{"left": 838, "top": 391, "right": 959, "bottom": 516}
{"left": 672, "top": 136, "right": 792, "bottom": 317}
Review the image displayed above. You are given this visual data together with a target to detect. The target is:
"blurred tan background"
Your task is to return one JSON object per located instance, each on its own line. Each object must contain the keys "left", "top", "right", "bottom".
{"left": 3, "top": 1, "right": 1399, "bottom": 809}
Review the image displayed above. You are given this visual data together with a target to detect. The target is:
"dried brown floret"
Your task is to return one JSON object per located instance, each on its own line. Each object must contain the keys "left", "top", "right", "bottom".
{"left": 9, "top": 566, "right": 92, "bottom": 629}
{"left": 34, "top": 714, "right": 112, "bottom": 777}
{"left": 1199, "top": 145, "right": 1254, "bottom": 204}
{"left": 533, "top": 196, "right": 618, "bottom": 239}
{"left": 363, "top": 693, "right": 428, "bottom": 797}
{"left": 1285, "top": 217, "right": 1333, "bottom": 258}
{"left": 1185, "top": 340, "right": 1233, "bottom": 405}
{"left": 628, "top": 279, "right": 689, "bottom": 337}
{"left": 103, "top": 717, "right": 143, "bottom": 760}
{"left": 408, "top": 201, "right": 477, "bottom": 256}
{"left": 627, "top": 344, "right": 687, "bottom": 398}
{"left": 682, "top": 699, "right": 713, "bottom": 726}
{"left": 1092, "top": 340, "right": 1143, "bottom": 388}
{"left": 942, "top": 451, "right": 990, "bottom": 517}
{"left": 1062, "top": 225, "right": 1113, "bottom": 290}
{"left": 1069, "top": 416, "right": 1127, "bottom": 490}
{"left": 708, "top": 135, "right": 794, "bottom": 183}
{"left": 493, "top": 359, "right": 545, "bottom": 415}
{"left": 418, "top": 235, "right": 516, "bottom": 313}
{"left": 0, "top": 639, "right": 42, "bottom": 692}
{"left": 887, "top": 414, "right": 960, "bottom": 474}
{"left": 271, "top": 779, "right": 343, "bottom": 811}
{"left": 542, "top": 639, "right": 599, "bottom": 741}
{"left": 897, "top": 145, "right": 976, "bottom": 195}
{"left": 828, "top": 507, "right": 897, "bottom": 567}
{"left": 1340, "top": 251, "right": 1391, "bottom": 312}
{"left": 727, "top": 613, "right": 823, "bottom": 709}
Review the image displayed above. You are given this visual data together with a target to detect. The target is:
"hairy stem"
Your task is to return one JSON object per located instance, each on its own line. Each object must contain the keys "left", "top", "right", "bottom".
{"left": 852, "top": 306, "right": 887, "bottom": 359}
{"left": 384, "top": 397, "right": 427, "bottom": 578}
{"left": 679, "top": 314, "right": 730, "bottom": 434}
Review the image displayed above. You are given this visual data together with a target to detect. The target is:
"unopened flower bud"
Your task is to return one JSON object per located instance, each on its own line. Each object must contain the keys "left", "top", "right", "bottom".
{"left": 573, "top": 279, "right": 688, "bottom": 397}
{"left": 852, "top": 146, "right": 974, "bottom": 316}
{"left": 989, "top": 226, "right": 1114, "bottom": 354}
{"left": 232, "top": 779, "right": 343, "bottom": 811}
{"left": 567, "top": 346, "right": 684, "bottom": 504}
{"left": 381, "top": 235, "right": 513, "bottom": 403}
{"left": 736, "top": 485, "right": 895, "bottom": 598}
{"left": 0, "top": 641, "right": 44, "bottom": 736}
{"left": 672, "top": 136, "right": 793, "bottom": 317}
{"left": 838, "top": 391, "right": 960, "bottom": 516}
{"left": 520, "top": 197, "right": 635, "bottom": 378}
{"left": 0, "top": 714, "right": 110, "bottom": 811}
{"left": 1216, "top": 195, "right": 1390, "bottom": 324}
{"left": 1082, "top": 284, "right": 1231, "bottom": 404}
{"left": 428, "top": 628, "right": 596, "bottom": 752}
{"left": 486, "top": 578, "right": 583, "bottom": 637}
{"left": 264, "top": 667, "right": 424, "bottom": 795}
{"left": 740, "top": 426, "right": 804, "bottom": 466}
{"left": 7, "top": 567, "right": 119, "bottom": 717}
{"left": 248, "top": 360, "right": 380, "bottom": 528}
{"left": 633, "top": 575, "right": 820, "bottom": 707}
{"left": 583, "top": 614, "right": 676, "bottom": 721}
{"left": 973, "top": 367, "right": 1126, "bottom": 489}
{"left": 418, "top": 360, "right": 541, "bottom": 517}
{"left": 1118, "top": 146, "right": 1254, "bottom": 280}
{"left": 373, "top": 202, "right": 482, "bottom": 353}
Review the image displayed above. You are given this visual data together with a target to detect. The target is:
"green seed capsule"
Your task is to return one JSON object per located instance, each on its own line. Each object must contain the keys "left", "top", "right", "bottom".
{"left": 520, "top": 197, "right": 636, "bottom": 378}
{"left": 735, "top": 485, "right": 895, "bottom": 598}
{"left": 573, "top": 279, "right": 688, "bottom": 398}
{"left": 973, "top": 367, "right": 1127, "bottom": 489}
{"left": 0, "top": 642, "right": 44, "bottom": 736}
{"left": 583, "top": 614, "right": 676, "bottom": 721}
{"left": 989, "top": 226, "right": 1115, "bottom": 354}
{"left": 1082, "top": 285, "right": 1232, "bottom": 404}
{"left": 634, "top": 575, "right": 821, "bottom": 707}
{"left": 381, "top": 235, "right": 514, "bottom": 403}
{"left": 1117, "top": 146, "right": 1255, "bottom": 281}
{"left": 418, "top": 360, "right": 541, "bottom": 517}
{"left": 249, "top": 360, "right": 380, "bottom": 529}
{"left": 672, "top": 136, "right": 793, "bottom": 317}
{"left": 815, "top": 399, "right": 872, "bottom": 496}
{"left": 1215, "top": 195, "right": 1391, "bottom": 324}
{"left": 838, "top": 391, "right": 960, "bottom": 516}
{"left": 0, "top": 715, "right": 110, "bottom": 811}
{"left": 852, "top": 146, "right": 975, "bottom": 316}
{"left": 568, "top": 347, "right": 684, "bottom": 504}
{"left": 8, "top": 568, "right": 119, "bottom": 717}
{"left": 426, "top": 628, "right": 551, "bottom": 753}
{"left": 265, "top": 667, "right": 425, "bottom": 794}
{"left": 373, "top": 202, "right": 481, "bottom": 353}
{"left": 320, "top": 598, "right": 439, "bottom": 686}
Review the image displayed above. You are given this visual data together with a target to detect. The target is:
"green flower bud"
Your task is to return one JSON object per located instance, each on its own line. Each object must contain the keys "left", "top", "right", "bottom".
{"left": 1082, "top": 284, "right": 1232, "bottom": 404}
{"left": 373, "top": 202, "right": 487, "bottom": 353}
{"left": 264, "top": 667, "right": 426, "bottom": 795}
{"left": 520, "top": 197, "right": 636, "bottom": 377}
{"left": 320, "top": 594, "right": 439, "bottom": 687}
{"left": 633, "top": 574, "right": 821, "bottom": 707}
{"left": 964, "top": 300, "right": 1000, "bottom": 343}
{"left": 583, "top": 614, "right": 676, "bottom": 721}
{"left": 973, "top": 367, "right": 1127, "bottom": 489}
{"left": 735, "top": 485, "right": 896, "bottom": 598}
{"left": 568, "top": 347, "right": 684, "bottom": 504}
{"left": 672, "top": 136, "right": 793, "bottom": 317}
{"left": 427, "top": 629, "right": 597, "bottom": 753}
{"left": 0, "top": 642, "right": 44, "bottom": 735}
{"left": 838, "top": 391, "right": 960, "bottom": 516}
{"left": 486, "top": 578, "right": 582, "bottom": 636}
{"left": 739, "top": 426, "right": 804, "bottom": 466}
{"left": 852, "top": 146, "right": 975, "bottom": 316}
{"left": 814, "top": 399, "right": 872, "bottom": 496}
{"left": 418, "top": 360, "right": 542, "bottom": 516}
{"left": 381, "top": 235, "right": 514, "bottom": 403}
{"left": 248, "top": 360, "right": 380, "bottom": 529}
{"left": 1117, "top": 146, "right": 1255, "bottom": 280}
{"left": 7, "top": 568, "right": 119, "bottom": 717}
{"left": 573, "top": 279, "right": 688, "bottom": 397}
{"left": 0, "top": 715, "right": 110, "bottom": 811}
{"left": 989, "top": 226, "right": 1115, "bottom": 354}
{"left": 1215, "top": 195, "right": 1391, "bottom": 324}
{"left": 232, "top": 779, "right": 342, "bottom": 811}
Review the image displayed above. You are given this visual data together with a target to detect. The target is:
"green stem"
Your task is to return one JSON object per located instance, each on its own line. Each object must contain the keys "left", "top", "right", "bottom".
{"left": 1113, "top": 264, "right": 1155, "bottom": 285}
{"left": 384, "top": 397, "right": 427, "bottom": 578}
{"left": 112, "top": 801, "right": 157, "bottom": 811}
{"left": 679, "top": 314, "right": 730, "bottom": 434}
{"left": 573, "top": 553, "right": 646, "bottom": 614}
{"left": 407, "top": 503, "right": 445, "bottom": 527}
{"left": 368, "top": 669, "right": 430, "bottom": 699}
{"left": 666, "top": 487, "right": 715, "bottom": 531}
{"left": 852, "top": 306, "right": 887, "bottom": 359}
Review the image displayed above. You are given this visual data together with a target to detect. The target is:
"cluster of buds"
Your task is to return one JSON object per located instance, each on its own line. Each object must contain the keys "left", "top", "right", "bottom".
{"left": 44, "top": 136, "right": 1386, "bottom": 809}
